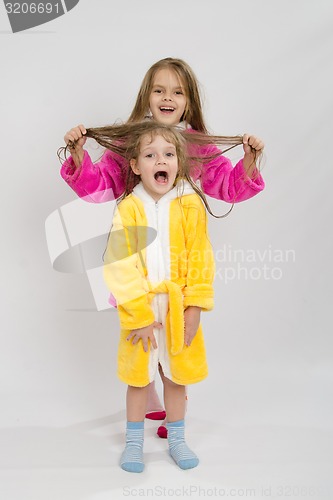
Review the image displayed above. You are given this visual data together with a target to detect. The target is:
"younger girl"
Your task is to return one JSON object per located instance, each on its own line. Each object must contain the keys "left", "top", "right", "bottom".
{"left": 102, "top": 121, "right": 216, "bottom": 472}
{"left": 62, "top": 57, "right": 265, "bottom": 435}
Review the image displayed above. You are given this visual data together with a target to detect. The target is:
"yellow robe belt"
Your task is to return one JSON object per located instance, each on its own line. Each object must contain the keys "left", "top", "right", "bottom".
{"left": 147, "top": 280, "right": 185, "bottom": 356}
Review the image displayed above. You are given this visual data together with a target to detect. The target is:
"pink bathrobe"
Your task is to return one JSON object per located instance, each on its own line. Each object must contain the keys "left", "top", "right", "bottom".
{"left": 61, "top": 138, "right": 265, "bottom": 203}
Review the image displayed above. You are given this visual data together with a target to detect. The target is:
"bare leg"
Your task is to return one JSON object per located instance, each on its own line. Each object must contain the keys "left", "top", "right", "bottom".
{"left": 127, "top": 384, "right": 149, "bottom": 421}
{"left": 146, "top": 380, "right": 166, "bottom": 420}
{"left": 157, "top": 366, "right": 188, "bottom": 438}
{"left": 159, "top": 364, "right": 186, "bottom": 422}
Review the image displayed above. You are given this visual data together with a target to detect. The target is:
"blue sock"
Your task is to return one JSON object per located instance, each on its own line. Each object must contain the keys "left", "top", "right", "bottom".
{"left": 120, "top": 421, "right": 144, "bottom": 473}
{"left": 166, "top": 419, "right": 199, "bottom": 470}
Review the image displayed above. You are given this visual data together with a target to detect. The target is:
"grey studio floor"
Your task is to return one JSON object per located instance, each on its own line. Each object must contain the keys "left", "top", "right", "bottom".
{"left": 1, "top": 378, "right": 332, "bottom": 500}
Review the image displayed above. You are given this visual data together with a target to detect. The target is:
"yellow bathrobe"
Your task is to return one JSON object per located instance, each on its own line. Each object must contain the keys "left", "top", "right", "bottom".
{"left": 104, "top": 181, "right": 215, "bottom": 387}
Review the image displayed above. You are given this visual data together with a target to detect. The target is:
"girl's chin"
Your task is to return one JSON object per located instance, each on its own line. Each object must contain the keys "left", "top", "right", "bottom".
{"left": 145, "top": 180, "right": 176, "bottom": 197}
{"left": 154, "top": 180, "right": 169, "bottom": 187}
{"left": 154, "top": 177, "right": 177, "bottom": 189}
{"left": 154, "top": 113, "right": 180, "bottom": 126}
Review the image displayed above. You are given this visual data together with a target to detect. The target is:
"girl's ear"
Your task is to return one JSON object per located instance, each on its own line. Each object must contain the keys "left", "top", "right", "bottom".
{"left": 130, "top": 159, "right": 140, "bottom": 175}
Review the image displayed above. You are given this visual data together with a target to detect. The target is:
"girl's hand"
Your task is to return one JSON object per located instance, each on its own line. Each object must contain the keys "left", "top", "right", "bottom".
{"left": 242, "top": 134, "right": 265, "bottom": 177}
{"left": 64, "top": 124, "right": 87, "bottom": 149}
{"left": 184, "top": 306, "right": 201, "bottom": 346}
{"left": 127, "top": 321, "right": 163, "bottom": 352}
{"left": 242, "top": 134, "right": 265, "bottom": 156}
{"left": 64, "top": 124, "right": 87, "bottom": 167}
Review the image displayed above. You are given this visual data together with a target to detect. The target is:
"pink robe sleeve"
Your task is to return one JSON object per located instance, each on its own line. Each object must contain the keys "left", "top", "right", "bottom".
{"left": 60, "top": 149, "right": 126, "bottom": 203}
{"left": 193, "top": 143, "right": 265, "bottom": 203}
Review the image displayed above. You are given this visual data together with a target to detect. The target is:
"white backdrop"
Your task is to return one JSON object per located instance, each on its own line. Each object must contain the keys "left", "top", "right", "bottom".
{"left": 1, "top": 1, "right": 333, "bottom": 499}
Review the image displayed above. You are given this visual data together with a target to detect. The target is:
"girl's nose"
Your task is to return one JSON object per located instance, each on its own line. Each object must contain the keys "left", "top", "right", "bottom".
{"left": 156, "top": 155, "right": 166, "bottom": 164}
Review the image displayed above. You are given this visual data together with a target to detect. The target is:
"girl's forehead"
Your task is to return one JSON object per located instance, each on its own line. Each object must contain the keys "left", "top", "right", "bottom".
{"left": 140, "top": 132, "right": 176, "bottom": 149}
{"left": 152, "top": 68, "right": 185, "bottom": 87}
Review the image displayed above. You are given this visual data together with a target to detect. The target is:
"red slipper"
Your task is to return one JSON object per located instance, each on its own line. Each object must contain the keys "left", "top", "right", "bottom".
{"left": 157, "top": 424, "right": 168, "bottom": 439}
{"left": 145, "top": 410, "right": 166, "bottom": 420}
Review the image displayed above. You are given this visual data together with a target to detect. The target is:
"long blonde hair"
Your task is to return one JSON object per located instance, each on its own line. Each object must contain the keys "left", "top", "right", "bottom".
{"left": 128, "top": 58, "right": 208, "bottom": 133}
{"left": 60, "top": 121, "right": 254, "bottom": 218}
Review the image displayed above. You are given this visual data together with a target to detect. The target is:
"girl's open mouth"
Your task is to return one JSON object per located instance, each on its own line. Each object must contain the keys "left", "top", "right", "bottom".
{"left": 154, "top": 171, "right": 168, "bottom": 184}
{"left": 159, "top": 107, "right": 175, "bottom": 113}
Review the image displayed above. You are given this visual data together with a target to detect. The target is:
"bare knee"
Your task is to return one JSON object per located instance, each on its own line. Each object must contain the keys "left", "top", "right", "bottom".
{"left": 159, "top": 366, "right": 183, "bottom": 389}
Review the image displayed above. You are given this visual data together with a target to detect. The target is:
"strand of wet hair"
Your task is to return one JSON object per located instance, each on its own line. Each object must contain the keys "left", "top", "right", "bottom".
{"left": 57, "top": 122, "right": 262, "bottom": 218}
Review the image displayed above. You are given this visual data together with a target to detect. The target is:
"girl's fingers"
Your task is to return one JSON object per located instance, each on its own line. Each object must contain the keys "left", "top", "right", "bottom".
{"left": 255, "top": 139, "right": 264, "bottom": 150}
{"left": 78, "top": 124, "right": 87, "bottom": 135}
{"left": 184, "top": 332, "right": 193, "bottom": 347}
{"left": 69, "top": 130, "right": 80, "bottom": 141}
{"left": 150, "top": 333, "right": 158, "bottom": 350}
{"left": 126, "top": 323, "right": 159, "bottom": 352}
{"left": 64, "top": 126, "right": 86, "bottom": 144}
{"left": 247, "top": 135, "right": 264, "bottom": 151}
{"left": 184, "top": 327, "right": 190, "bottom": 346}
{"left": 243, "top": 134, "right": 264, "bottom": 152}
{"left": 64, "top": 133, "right": 79, "bottom": 145}
{"left": 142, "top": 340, "right": 148, "bottom": 352}
{"left": 64, "top": 133, "right": 74, "bottom": 144}
{"left": 72, "top": 125, "right": 86, "bottom": 138}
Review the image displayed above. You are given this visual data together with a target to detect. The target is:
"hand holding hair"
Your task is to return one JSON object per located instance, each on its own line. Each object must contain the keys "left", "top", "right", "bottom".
{"left": 242, "top": 133, "right": 265, "bottom": 177}
{"left": 64, "top": 124, "right": 87, "bottom": 168}
{"left": 242, "top": 134, "right": 265, "bottom": 155}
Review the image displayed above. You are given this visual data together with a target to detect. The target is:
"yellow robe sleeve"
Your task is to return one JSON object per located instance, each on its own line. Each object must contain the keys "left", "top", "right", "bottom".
{"left": 103, "top": 196, "right": 155, "bottom": 330}
{"left": 182, "top": 195, "right": 215, "bottom": 311}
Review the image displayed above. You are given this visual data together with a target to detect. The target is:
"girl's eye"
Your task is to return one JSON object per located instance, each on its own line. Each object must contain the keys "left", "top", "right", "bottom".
{"left": 175, "top": 91, "right": 183, "bottom": 95}
{"left": 166, "top": 152, "right": 175, "bottom": 157}
{"left": 145, "top": 153, "right": 154, "bottom": 158}
{"left": 153, "top": 89, "right": 162, "bottom": 93}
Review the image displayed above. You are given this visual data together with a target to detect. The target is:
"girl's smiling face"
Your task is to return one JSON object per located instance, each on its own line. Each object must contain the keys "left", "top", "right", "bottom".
{"left": 130, "top": 133, "right": 179, "bottom": 201}
{"left": 149, "top": 69, "right": 187, "bottom": 126}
